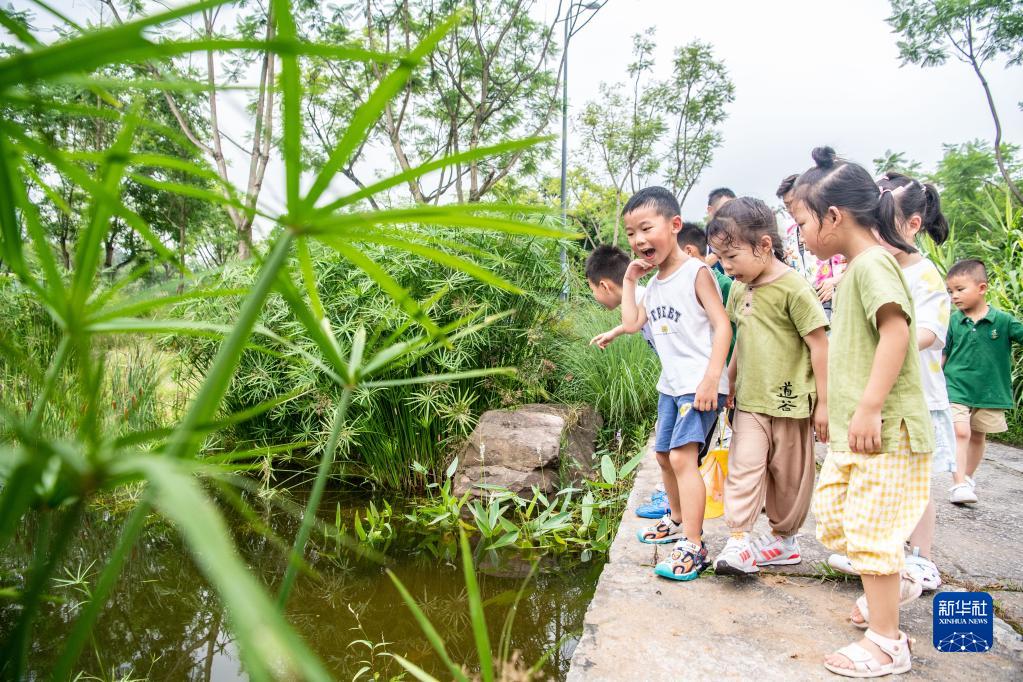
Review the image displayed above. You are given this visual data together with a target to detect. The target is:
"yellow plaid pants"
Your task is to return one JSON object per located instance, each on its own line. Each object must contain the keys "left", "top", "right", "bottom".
{"left": 814, "top": 425, "right": 931, "bottom": 575}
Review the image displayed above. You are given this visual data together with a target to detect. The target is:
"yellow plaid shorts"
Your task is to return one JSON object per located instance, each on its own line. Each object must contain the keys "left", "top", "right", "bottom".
{"left": 814, "top": 425, "right": 931, "bottom": 575}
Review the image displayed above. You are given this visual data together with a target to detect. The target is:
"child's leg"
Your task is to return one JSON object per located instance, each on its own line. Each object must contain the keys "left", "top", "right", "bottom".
{"left": 825, "top": 574, "right": 902, "bottom": 671}
{"left": 669, "top": 442, "right": 704, "bottom": 544}
{"left": 908, "top": 499, "right": 935, "bottom": 558}
{"left": 656, "top": 451, "right": 682, "bottom": 524}
{"left": 966, "top": 430, "right": 986, "bottom": 478}
{"left": 723, "top": 411, "right": 769, "bottom": 534}
{"left": 950, "top": 405, "right": 972, "bottom": 486}
{"left": 764, "top": 415, "right": 816, "bottom": 537}
{"left": 828, "top": 427, "right": 929, "bottom": 670}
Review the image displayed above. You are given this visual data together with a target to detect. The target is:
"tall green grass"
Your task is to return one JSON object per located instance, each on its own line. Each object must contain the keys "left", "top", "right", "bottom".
{"left": 554, "top": 304, "right": 660, "bottom": 428}
{"left": 0, "top": 2, "right": 572, "bottom": 677}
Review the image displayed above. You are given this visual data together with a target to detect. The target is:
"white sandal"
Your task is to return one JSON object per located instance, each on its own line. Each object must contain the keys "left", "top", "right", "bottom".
{"left": 824, "top": 628, "right": 912, "bottom": 678}
{"left": 850, "top": 576, "right": 922, "bottom": 629}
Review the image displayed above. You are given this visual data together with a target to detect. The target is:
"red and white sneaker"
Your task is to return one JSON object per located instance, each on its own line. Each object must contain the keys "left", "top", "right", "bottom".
{"left": 714, "top": 534, "right": 758, "bottom": 575}
{"left": 751, "top": 532, "right": 801, "bottom": 566}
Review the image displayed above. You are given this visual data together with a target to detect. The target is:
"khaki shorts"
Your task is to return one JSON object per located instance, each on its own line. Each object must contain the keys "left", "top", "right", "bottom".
{"left": 950, "top": 403, "right": 1007, "bottom": 434}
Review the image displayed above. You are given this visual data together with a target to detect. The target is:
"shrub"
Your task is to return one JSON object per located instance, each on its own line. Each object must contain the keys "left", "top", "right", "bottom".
{"left": 171, "top": 231, "right": 568, "bottom": 489}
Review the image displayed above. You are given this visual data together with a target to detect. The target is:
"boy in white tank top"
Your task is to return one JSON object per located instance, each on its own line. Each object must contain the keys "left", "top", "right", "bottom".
{"left": 619, "top": 187, "right": 732, "bottom": 582}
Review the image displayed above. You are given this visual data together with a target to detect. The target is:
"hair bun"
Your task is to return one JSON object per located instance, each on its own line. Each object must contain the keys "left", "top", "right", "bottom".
{"left": 811, "top": 146, "right": 837, "bottom": 170}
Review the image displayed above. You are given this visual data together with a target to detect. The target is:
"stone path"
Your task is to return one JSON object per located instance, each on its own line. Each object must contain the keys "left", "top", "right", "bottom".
{"left": 568, "top": 440, "right": 1023, "bottom": 680}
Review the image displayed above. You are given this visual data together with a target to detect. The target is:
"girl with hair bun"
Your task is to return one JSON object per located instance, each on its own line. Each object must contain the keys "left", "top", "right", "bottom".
{"left": 791, "top": 147, "right": 933, "bottom": 678}
{"left": 827, "top": 172, "right": 956, "bottom": 597}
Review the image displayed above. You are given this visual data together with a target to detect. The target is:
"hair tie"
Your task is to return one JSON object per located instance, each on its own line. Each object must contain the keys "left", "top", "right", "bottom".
{"left": 878, "top": 188, "right": 892, "bottom": 198}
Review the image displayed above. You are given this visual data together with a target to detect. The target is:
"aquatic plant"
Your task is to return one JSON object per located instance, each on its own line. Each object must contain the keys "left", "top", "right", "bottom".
{"left": 0, "top": 2, "right": 570, "bottom": 677}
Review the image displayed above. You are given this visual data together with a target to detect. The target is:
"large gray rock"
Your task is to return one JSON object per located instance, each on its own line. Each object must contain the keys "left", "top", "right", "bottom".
{"left": 451, "top": 403, "right": 602, "bottom": 498}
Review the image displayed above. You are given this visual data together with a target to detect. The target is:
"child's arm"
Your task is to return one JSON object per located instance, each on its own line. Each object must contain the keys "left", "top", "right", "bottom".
{"left": 917, "top": 329, "right": 938, "bottom": 351}
{"left": 803, "top": 327, "right": 829, "bottom": 443}
{"left": 694, "top": 267, "right": 732, "bottom": 411}
{"left": 1010, "top": 315, "right": 1023, "bottom": 346}
{"left": 726, "top": 343, "right": 738, "bottom": 409}
{"left": 590, "top": 325, "right": 628, "bottom": 349}
{"left": 849, "top": 303, "right": 910, "bottom": 454}
{"left": 620, "top": 260, "right": 652, "bottom": 334}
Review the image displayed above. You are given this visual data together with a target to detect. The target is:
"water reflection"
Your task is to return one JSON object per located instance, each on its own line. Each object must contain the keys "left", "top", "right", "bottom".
{"left": 1, "top": 494, "right": 602, "bottom": 680}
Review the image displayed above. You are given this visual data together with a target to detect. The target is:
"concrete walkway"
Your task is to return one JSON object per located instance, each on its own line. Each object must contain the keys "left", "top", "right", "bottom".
{"left": 568, "top": 440, "right": 1023, "bottom": 680}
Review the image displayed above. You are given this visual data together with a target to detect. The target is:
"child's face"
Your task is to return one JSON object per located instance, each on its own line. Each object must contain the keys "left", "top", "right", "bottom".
{"left": 946, "top": 274, "right": 987, "bottom": 312}
{"left": 587, "top": 277, "right": 623, "bottom": 310}
{"left": 624, "top": 206, "right": 682, "bottom": 268}
{"left": 710, "top": 234, "right": 771, "bottom": 284}
{"left": 790, "top": 199, "right": 838, "bottom": 260}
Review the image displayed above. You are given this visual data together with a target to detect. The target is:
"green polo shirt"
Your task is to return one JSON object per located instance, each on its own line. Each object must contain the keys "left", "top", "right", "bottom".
{"left": 714, "top": 269, "right": 732, "bottom": 305}
{"left": 944, "top": 305, "right": 1023, "bottom": 409}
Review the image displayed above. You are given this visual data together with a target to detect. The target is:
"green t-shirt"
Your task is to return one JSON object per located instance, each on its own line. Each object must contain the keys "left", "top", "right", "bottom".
{"left": 828, "top": 247, "right": 933, "bottom": 454}
{"left": 727, "top": 270, "right": 828, "bottom": 418}
{"left": 944, "top": 305, "right": 1023, "bottom": 409}
{"left": 714, "top": 268, "right": 736, "bottom": 363}
{"left": 714, "top": 269, "right": 732, "bottom": 305}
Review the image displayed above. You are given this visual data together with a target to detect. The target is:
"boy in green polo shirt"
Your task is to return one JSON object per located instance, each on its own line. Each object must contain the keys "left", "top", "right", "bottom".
{"left": 943, "top": 259, "right": 1023, "bottom": 505}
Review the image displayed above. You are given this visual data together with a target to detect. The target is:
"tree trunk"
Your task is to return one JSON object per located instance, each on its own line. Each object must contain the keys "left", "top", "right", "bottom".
{"left": 969, "top": 52, "right": 1023, "bottom": 205}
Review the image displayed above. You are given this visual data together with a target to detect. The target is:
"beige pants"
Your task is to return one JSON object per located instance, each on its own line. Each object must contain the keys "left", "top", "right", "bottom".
{"left": 724, "top": 410, "right": 816, "bottom": 536}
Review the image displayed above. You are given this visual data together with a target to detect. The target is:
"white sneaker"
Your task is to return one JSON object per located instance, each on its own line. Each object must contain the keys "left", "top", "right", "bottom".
{"left": 966, "top": 475, "right": 976, "bottom": 489}
{"left": 751, "top": 532, "right": 801, "bottom": 566}
{"left": 949, "top": 482, "right": 978, "bottom": 504}
{"left": 714, "top": 535, "right": 758, "bottom": 575}
{"left": 827, "top": 553, "right": 858, "bottom": 575}
{"left": 905, "top": 552, "right": 941, "bottom": 591}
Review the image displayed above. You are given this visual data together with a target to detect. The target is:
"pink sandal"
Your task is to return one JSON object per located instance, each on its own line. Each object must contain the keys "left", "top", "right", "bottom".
{"left": 824, "top": 629, "right": 912, "bottom": 678}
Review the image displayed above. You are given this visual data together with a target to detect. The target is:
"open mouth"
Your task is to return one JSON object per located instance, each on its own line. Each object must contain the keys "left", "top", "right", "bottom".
{"left": 641, "top": 247, "right": 656, "bottom": 260}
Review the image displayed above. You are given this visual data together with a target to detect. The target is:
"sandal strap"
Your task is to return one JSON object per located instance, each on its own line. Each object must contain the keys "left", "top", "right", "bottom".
{"left": 864, "top": 629, "right": 908, "bottom": 659}
{"left": 833, "top": 643, "right": 881, "bottom": 672}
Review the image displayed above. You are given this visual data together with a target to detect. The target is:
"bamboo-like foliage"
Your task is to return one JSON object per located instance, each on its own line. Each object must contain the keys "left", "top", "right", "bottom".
{"left": 0, "top": 1, "right": 571, "bottom": 678}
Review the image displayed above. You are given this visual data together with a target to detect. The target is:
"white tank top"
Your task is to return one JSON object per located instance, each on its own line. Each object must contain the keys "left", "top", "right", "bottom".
{"left": 641, "top": 258, "right": 729, "bottom": 396}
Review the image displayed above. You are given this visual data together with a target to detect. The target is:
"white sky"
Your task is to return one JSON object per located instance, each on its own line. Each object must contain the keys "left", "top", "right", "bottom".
{"left": 559, "top": 0, "right": 1023, "bottom": 217}
{"left": 7, "top": 0, "right": 1023, "bottom": 223}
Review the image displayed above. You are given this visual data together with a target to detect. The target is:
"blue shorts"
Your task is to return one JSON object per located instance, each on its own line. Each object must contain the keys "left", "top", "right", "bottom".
{"left": 655, "top": 392, "right": 726, "bottom": 457}
{"left": 931, "top": 408, "right": 956, "bottom": 473}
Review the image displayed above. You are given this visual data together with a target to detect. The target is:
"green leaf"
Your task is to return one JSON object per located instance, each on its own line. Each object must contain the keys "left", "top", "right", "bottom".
{"left": 114, "top": 456, "right": 331, "bottom": 680}
{"left": 600, "top": 454, "right": 616, "bottom": 484}
{"left": 459, "top": 529, "right": 494, "bottom": 682}
{"left": 618, "top": 448, "right": 647, "bottom": 478}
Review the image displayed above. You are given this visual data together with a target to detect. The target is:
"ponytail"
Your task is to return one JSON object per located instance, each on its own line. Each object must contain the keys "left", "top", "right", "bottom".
{"left": 877, "top": 171, "right": 950, "bottom": 247}
{"left": 922, "top": 183, "right": 949, "bottom": 245}
{"left": 876, "top": 189, "right": 916, "bottom": 254}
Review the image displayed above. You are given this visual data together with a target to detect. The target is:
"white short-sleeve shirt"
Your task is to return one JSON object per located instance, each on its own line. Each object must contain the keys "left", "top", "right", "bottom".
{"left": 641, "top": 258, "right": 729, "bottom": 397}
{"left": 903, "top": 258, "right": 952, "bottom": 410}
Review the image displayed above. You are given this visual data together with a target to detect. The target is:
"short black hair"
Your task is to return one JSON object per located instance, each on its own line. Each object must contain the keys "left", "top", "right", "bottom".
{"left": 947, "top": 259, "right": 987, "bottom": 284}
{"left": 585, "top": 244, "right": 630, "bottom": 285}
{"left": 776, "top": 174, "right": 798, "bottom": 200}
{"left": 677, "top": 222, "right": 707, "bottom": 254}
{"left": 622, "top": 186, "right": 680, "bottom": 219}
{"left": 707, "top": 187, "right": 736, "bottom": 206}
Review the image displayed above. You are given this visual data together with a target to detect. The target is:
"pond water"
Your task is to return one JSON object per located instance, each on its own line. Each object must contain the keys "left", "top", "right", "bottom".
{"left": 1, "top": 491, "right": 604, "bottom": 680}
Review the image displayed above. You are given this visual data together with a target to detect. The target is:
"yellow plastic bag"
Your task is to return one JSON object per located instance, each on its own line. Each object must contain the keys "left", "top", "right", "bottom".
{"left": 700, "top": 415, "right": 729, "bottom": 519}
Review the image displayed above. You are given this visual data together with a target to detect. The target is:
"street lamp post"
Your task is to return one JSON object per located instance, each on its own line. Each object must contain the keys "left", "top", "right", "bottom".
{"left": 559, "top": 1, "right": 603, "bottom": 300}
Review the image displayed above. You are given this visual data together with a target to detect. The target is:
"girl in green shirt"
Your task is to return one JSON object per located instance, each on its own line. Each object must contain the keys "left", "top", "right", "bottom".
{"left": 705, "top": 197, "right": 829, "bottom": 577}
{"left": 791, "top": 147, "right": 933, "bottom": 679}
